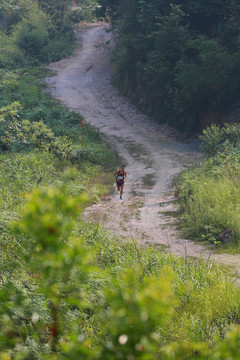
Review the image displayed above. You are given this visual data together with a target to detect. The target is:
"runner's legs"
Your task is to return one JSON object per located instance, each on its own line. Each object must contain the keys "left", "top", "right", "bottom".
{"left": 117, "top": 183, "right": 124, "bottom": 196}
{"left": 120, "top": 184, "right": 124, "bottom": 196}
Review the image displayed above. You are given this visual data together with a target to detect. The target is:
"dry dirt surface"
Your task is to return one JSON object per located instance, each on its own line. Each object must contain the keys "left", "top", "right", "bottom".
{"left": 46, "top": 24, "right": 240, "bottom": 278}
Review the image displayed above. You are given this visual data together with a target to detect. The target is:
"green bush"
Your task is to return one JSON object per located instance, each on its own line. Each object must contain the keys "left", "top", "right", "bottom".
{"left": 1, "top": 0, "right": 76, "bottom": 64}
{"left": 40, "top": 34, "right": 75, "bottom": 62}
{"left": 200, "top": 123, "right": 240, "bottom": 157}
{"left": 12, "top": 6, "right": 50, "bottom": 61}
{"left": 0, "top": 31, "right": 26, "bottom": 69}
{"left": 0, "top": 1, "right": 23, "bottom": 31}
{"left": 69, "top": 0, "right": 99, "bottom": 23}
{"left": 0, "top": 102, "right": 73, "bottom": 156}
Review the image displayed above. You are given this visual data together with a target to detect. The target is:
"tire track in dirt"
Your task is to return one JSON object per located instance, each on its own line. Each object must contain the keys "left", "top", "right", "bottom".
{"left": 46, "top": 25, "right": 240, "bottom": 278}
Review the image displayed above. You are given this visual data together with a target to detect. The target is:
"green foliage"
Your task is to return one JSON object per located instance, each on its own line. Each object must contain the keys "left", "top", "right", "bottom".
{"left": 0, "top": 0, "right": 102, "bottom": 65}
{"left": 11, "top": 5, "right": 50, "bottom": 61}
{"left": 13, "top": 187, "right": 86, "bottom": 251}
{"left": 0, "top": 102, "right": 72, "bottom": 155}
{"left": 0, "top": 190, "right": 240, "bottom": 359}
{"left": 202, "top": 327, "right": 240, "bottom": 360}
{"left": 0, "top": 189, "right": 95, "bottom": 359}
{"left": 79, "top": 222, "right": 240, "bottom": 345}
{"left": 0, "top": 0, "right": 76, "bottom": 64}
{"left": 178, "top": 162, "right": 240, "bottom": 242}
{"left": 174, "top": 36, "right": 234, "bottom": 130}
{"left": 177, "top": 123, "right": 240, "bottom": 250}
{"left": 37, "top": 0, "right": 73, "bottom": 22}
{"left": 200, "top": 123, "right": 240, "bottom": 157}
{"left": 0, "top": 68, "right": 119, "bottom": 168}
{"left": 98, "top": 269, "right": 177, "bottom": 360}
{"left": 108, "top": 0, "right": 240, "bottom": 132}
{"left": 0, "top": 0, "right": 28, "bottom": 31}
{"left": 0, "top": 31, "right": 26, "bottom": 69}
{"left": 174, "top": 0, "right": 236, "bottom": 37}
{"left": 70, "top": 0, "right": 99, "bottom": 23}
{"left": 0, "top": 101, "right": 22, "bottom": 150}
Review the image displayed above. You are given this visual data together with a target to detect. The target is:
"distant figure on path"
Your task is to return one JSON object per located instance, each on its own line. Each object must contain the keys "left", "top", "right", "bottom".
{"left": 114, "top": 165, "right": 127, "bottom": 199}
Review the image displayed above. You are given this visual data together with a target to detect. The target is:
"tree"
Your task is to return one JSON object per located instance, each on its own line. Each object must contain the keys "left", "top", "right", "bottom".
{"left": 108, "top": 0, "right": 240, "bottom": 132}
{"left": 11, "top": 3, "right": 50, "bottom": 60}
{"left": 173, "top": 36, "right": 234, "bottom": 130}
{"left": 37, "top": 0, "right": 73, "bottom": 21}
{"left": 174, "top": 0, "right": 233, "bottom": 36}
{"left": 136, "top": 5, "right": 191, "bottom": 127}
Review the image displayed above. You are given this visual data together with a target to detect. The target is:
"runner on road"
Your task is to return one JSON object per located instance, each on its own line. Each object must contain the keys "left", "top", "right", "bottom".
{"left": 114, "top": 165, "right": 127, "bottom": 200}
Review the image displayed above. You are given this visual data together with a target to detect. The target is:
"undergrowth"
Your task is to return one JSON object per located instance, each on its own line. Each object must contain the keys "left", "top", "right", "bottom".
{"left": 0, "top": 189, "right": 240, "bottom": 359}
{"left": 177, "top": 124, "right": 240, "bottom": 253}
{"left": 79, "top": 221, "right": 240, "bottom": 344}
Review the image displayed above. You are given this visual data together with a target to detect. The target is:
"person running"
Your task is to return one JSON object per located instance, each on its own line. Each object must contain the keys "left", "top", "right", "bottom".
{"left": 114, "top": 165, "right": 127, "bottom": 199}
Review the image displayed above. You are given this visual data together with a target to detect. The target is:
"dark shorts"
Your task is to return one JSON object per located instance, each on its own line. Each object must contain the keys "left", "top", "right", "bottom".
{"left": 116, "top": 182, "right": 124, "bottom": 187}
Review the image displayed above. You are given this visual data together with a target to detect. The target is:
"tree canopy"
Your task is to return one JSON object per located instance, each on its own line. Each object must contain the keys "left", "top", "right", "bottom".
{"left": 106, "top": 0, "right": 240, "bottom": 132}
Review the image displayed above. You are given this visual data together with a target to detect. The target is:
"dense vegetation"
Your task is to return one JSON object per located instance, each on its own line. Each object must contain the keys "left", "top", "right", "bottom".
{"left": 99, "top": 0, "right": 240, "bottom": 132}
{"left": 1, "top": 1, "right": 240, "bottom": 359}
{"left": 177, "top": 123, "right": 240, "bottom": 252}
{"left": 1, "top": 189, "right": 240, "bottom": 359}
{"left": 0, "top": 0, "right": 101, "bottom": 66}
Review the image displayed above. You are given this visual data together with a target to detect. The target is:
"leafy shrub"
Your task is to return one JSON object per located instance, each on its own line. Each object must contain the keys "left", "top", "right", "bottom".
{"left": 200, "top": 123, "right": 240, "bottom": 157}
{"left": 0, "top": 151, "right": 57, "bottom": 211}
{"left": 0, "top": 102, "right": 72, "bottom": 156}
{"left": 40, "top": 34, "right": 75, "bottom": 62}
{"left": 37, "top": 0, "right": 73, "bottom": 23}
{"left": 0, "top": 2, "right": 23, "bottom": 31}
{"left": 69, "top": 0, "right": 99, "bottom": 23}
{"left": 0, "top": 31, "right": 26, "bottom": 69}
{"left": 1, "top": 0, "right": 43, "bottom": 31}
{"left": 11, "top": 6, "right": 50, "bottom": 61}
{"left": 1, "top": 0, "right": 76, "bottom": 64}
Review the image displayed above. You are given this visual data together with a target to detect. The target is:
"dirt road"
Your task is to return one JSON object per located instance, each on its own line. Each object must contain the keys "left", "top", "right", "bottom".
{"left": 46, "top": 25, "right": 240, "bottom": 273}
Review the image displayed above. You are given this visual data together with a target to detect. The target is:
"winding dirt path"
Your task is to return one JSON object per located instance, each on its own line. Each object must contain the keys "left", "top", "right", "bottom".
{"left": 46, "top": 25, "right": 240, "bottom": 275}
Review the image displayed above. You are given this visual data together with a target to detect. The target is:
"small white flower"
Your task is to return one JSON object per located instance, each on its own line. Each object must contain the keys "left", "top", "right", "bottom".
{"left": 32, "top": 312, "right": 40, "bottom": 323}
{"left": 118, "top": 334, "right": 128, "bottom": 345}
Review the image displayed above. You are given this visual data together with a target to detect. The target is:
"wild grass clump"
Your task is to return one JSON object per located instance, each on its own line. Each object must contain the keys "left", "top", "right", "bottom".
{"left": 177, "top": 123, "right": 240, "bottom": 251}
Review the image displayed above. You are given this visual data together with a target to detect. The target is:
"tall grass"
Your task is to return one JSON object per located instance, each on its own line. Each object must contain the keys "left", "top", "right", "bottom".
{"left": 177, "top": 123, "right": 240, "bottom": 251}
{"left": 179, "top": 163, "right": 240, "bottom": 236}
{"left": 78, "top": 222, "right": 240, "bottom": 344}
{"left": 2, "top": 207, "right": 240, "bottom": 353}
